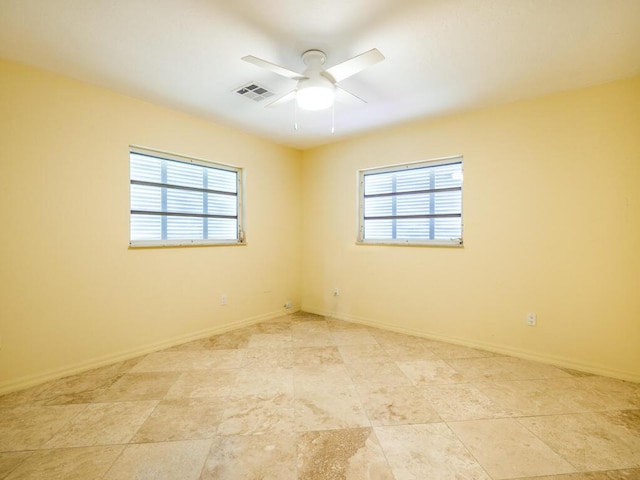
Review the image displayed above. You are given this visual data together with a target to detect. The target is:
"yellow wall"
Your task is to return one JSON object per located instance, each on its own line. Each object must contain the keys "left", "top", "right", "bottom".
{"left": 2, "top": 57, "right": 638, "bottom": 391}
{"left": 301, "top": 76, "right": 640, "bottom": 382}
{"left": 0, "top": 59, "right": 302, "bottom": 392}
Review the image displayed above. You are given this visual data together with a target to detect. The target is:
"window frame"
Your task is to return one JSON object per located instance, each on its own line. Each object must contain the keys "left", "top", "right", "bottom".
{"left": 129, "top": 146, "right": 245, "bottom": 248}
{"left": 357, "top": 155, "right": 463, "bottom": 247}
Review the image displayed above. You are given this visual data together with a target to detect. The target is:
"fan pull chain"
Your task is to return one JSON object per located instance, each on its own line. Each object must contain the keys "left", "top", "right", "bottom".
{"left": 331, "top": 102, "right": 335, "bottom": 134}
{"left": 294, "top": 100, "right": 298, "bottom": 131}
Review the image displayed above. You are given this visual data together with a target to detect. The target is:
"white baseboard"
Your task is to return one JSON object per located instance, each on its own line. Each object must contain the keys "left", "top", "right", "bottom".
{"left": 304, "top": 305, "right": 640, "bottom": 384}
{"left": 0, "top": 308, "right": 297, "bottom": 396}
{"left": 4, "top": 305, "right": 636, "bottom": 395}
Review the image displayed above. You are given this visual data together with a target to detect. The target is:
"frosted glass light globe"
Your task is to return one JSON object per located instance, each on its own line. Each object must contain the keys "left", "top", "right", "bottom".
{"left": 296, "top": 76, "right": 335, "bottom": 111}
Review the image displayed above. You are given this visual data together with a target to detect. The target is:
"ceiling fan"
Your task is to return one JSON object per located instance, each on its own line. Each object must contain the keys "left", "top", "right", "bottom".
{"left": 241, "top": 48, "right": 385, "bottom": 111}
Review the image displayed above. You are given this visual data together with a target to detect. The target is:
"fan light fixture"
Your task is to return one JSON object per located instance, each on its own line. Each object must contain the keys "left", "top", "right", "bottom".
{"left": 241, "top": 48, "right": 385, "bottom": 115}
{"left": 296, "top": 77, "right": 335, "bottom": 111}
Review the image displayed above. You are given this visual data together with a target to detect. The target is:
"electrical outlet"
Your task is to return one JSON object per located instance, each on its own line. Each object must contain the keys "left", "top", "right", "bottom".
{"left": 333, "top": 287, "right": 339, "bottom": 297}
{"left": 220, "top": 295, "right": 227, "bottom": 306}
{"left": 284, "top": 301, "right": 293, "bottom": 309}
{"left": 526, "top": 312, "right": 537, "bottom": 327}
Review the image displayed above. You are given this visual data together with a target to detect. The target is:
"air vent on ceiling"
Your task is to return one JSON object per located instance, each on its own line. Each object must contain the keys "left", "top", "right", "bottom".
{"left": 235, "top": 82, "right": 275, "bottom": 102}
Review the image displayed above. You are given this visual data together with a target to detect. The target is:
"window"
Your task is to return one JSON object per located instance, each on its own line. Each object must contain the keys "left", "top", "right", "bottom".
{"left": 358, "top": 156, "right": 463, "bottom": 246}
{"left": 129, "top": 147, "right": 244, "bottom": 247}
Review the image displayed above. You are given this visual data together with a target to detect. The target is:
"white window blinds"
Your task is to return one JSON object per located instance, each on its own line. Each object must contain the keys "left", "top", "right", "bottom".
{"left": 130, "top": 148, "right": 244, "bottom": 247}
{"left": 359, "top": 157, "right": 463, "bottom": 246}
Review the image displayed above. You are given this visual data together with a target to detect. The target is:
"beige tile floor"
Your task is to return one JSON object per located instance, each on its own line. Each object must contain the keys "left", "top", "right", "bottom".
{"left": 1, "top": 312, "right": 639, "bottom": 479}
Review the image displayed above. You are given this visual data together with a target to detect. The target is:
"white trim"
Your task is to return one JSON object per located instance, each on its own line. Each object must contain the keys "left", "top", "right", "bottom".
{"left": 0, "top": 307, "right": 298, "bottom": 395}
{"left": 129, "top": 146, "right": 245, "bottom": 247}
{"left": 358, "top": 154, "right": 463, "bottom": 175}
{"left": 357, "top": 155, "right": 464, "bottom": 246}
{"left": 130, "top": 238, "right": 246, "bottom": 248}
{"left": 130, "top": 145, "right": 241, "bottom": 172}
{"left": 356, "top": 238, "right": 463, "bottom": 247}
{"left": 302, "top": 305, "right": 640, "bottom": 383}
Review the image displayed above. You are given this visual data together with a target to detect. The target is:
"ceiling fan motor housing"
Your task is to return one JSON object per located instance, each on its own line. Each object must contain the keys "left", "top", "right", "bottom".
{"left": 301, "top": 50, "right": 327, "bottom": 68}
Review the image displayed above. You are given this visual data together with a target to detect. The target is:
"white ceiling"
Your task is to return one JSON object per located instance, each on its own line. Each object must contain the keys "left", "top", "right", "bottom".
{"left": 1, "top": 0, "right": 640, "bottom": 149}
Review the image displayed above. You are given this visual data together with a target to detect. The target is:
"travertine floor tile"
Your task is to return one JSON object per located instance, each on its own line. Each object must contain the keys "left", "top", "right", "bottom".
{"left": 292, "top": 331, "right": 334, "bottom": 347}
{"left": 557, "top": 366, "right": 597, "bottom": 378}
{"left": 44, "top": 401, "right": 157, "bottom": 448}
{"left": 79, "top": 357, "right": 144, "bottom": 376}
{"left": 356, "top": 384, "right": 441, "bottom": 426}
{"left": 396, "top": 359, "right": 465, "bottom": 385}
{"left": 449, "top": 418, "right": 576, "bottom": 479}
{"left": 368, "top": 329, "right": 424, "bottom": 346}
{"left": 379, "top": 341, "right": 437, "bottom": 361}
{"left": 293, "top": 347, "right": 344, "bottom": 366}
{"left": 241, "top": 347, "right": 294, "bottom": 368}
{"left": 293, "top": 367, "right": 370, "bottom": 431}
{"left": 325, "top": 319, "right": 366, "bottom": 331}
{"left": 248, "top": 333, "right": 293, "bottom": 348}
{"left": 103, "top": 440, "right": 211, "bottom": 480}
{"left": 476, "top": 377, "right": 629, "bottom": 416}
{"left": 200, "top": 330, "right": 252, "bottom": 349}
{"left": 422, "top": 340, "right": 497, "bottom": 359}
{"left": 4, "top": 446, "right": 123, "bottom": 480}
{"left": 518, "top": 410, "right": 640, "bottom": 470}
{"left": 0, "top": 452, "right": 32, "bottom": 478}
{"left": 1, "top": 314, "right": 637, "bottom": 479}
{"left": 166, "top": 331, "right": 251, "bottom": 351}
{"left": 217, "top": 393, "right": 295, "bottom": 436}
{"left": 292, "top": 312, "right": 325, "bottom": 322}
{"left": 256, "top": 320, "right": 293, "bottom": 334}
{"left": 37, "top": 374, "right": 122, "bottom": 405}
{"left": 132, "top": 398, "right": 226, "bottom": 442}
{"left": 290, "top": 320, "right": 330, "bottom": 332}
{"left": 0, "top": 384, "right": 51, "bottom": 407}
{"left": 92, "top": 372, "right": 180, "bottom": 402}
{"left": 422, "top": 383, "right": 510, "bottom": 421}
{"left": 202, "top": 434, "right": 296, "bottom": 480}
{"left": 294, "top": 364, "right": 353, "bottom": 388}
{"left": 375, "top": 423, "right": 491, "bottom": 479}
{"left": 338, "top": 344, "right": 391, "bottom": 364}
{"left": 574, "top": 376, "right": 640, "bottom": 409}
{"left": 513, "top": 469, "right": 640, "bottom": 479}
{"left": 446, "top": 356, "right": 571, "bottom": 382}
{"left": 330, "top": 329, "right": 378, "bottom": 345}
{"left": 130, "top": 350, "right": 243, "bottom": 372}
{"left": 164, "top": 369, "right": 238, "bottom": 399}
{"left": 346, "top": 362, "right": 413, "bottom": 387}
{"left": 163, "top": 338, "right": 206, "bottom": 352}
{"left": 292, "top": 322, "right": 333, "bottom": 347}
{"left": 295, "top": 387, "right": 370, "bottom": 432}
{"left": 234, "top": 367, "right": 293, "bottom": 397}
{"left": 0, "top": 404, "right": 87, "bottom": 451}
{"left": 297, "top": 428, "right": 394, "bottom": 480}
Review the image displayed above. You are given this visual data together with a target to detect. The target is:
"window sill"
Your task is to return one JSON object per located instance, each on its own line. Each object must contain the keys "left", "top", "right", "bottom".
{"left": 356, "top": 239, "right": 463, "bottom": 248}
{"left": 129, "top": 240, "right": 246, "bottom": 248}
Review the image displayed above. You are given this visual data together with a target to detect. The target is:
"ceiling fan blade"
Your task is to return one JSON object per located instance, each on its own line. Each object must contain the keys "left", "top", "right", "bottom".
{"left": 324, "top": 48, "right": 385, "bottom": 83}
{"left": 265, "top": 90, "right": 296, "bottom": 108}
{"left": 242, "top": 55, "right": 306, "bottom": 80}
{"left": 335, "top": 86, "right": 367, "bottom": 106}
